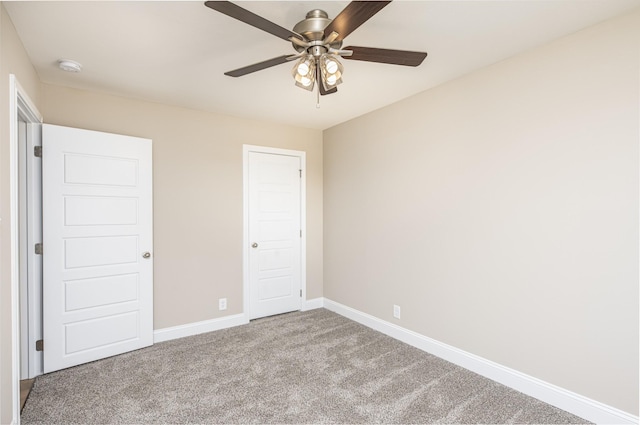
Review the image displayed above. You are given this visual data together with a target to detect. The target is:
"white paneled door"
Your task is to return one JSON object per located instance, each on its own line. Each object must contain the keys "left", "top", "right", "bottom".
{"left": 42, "top": 124, "right": 153, "bottom": 373}
{"left": 248, "top": 150, "right": 302, "bottom": 319}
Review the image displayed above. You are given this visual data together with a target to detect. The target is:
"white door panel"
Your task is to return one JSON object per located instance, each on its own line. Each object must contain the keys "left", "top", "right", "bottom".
{"left": 64, "top": 273, "right": 139, "bottom": 311}
{"left": 248, "top": 151, "right": 302, "bottom": 319}
{"left": 64, "top": 235, "right": 139, "bottom": 268}
{"left": 64, "top": 196, "right": 139, "bottom": 226}
{"left": 43, "top": 124, "right": 153, "bottom": 373}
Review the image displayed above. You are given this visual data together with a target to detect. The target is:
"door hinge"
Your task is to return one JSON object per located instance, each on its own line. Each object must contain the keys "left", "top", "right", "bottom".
{"left": 299, "top": 169, "right": 302, "bottom": 178}
{"left": 300, "top": 289, "right": 302, "bottom": 297}
{"left": 34, "top": 243, "right": 43, "bottom": 255}
{"left": 34, "top": 146, "right": 42, "bottom": 157}
{"left": 300, "top": 229, "right": 302, "bottom": 238}
{"left": 35, "top": 340, "right": 43, "bottom": 352}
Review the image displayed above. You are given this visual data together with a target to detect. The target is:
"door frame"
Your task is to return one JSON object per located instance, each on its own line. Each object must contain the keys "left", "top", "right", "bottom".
{"left": 9, "top": 75, "right": 43, "bottom": 423}
{"left": 242, "top": 145, "right": 306, "bottom": 320}
{"left": 18, "top": 86, "right": 43, "bottom": 381}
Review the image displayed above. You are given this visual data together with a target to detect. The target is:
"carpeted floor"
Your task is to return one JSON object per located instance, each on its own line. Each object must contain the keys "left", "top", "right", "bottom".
{"left": 22, "top": 309, "right": 589, "bottom": 424}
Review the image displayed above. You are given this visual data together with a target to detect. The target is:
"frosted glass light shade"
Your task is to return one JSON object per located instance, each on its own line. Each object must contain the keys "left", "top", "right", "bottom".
{"left": 320, "top": 53, "right": 343, "bottom": 91}
{"left": 292, "top": 55, "right": 316, "bottom": 91}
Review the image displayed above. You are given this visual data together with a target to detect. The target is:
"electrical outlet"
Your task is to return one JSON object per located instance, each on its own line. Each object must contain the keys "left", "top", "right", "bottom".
{"left": 219, "top": 298, "right": 227, "bottom": 311}
{"left": 393, "top": 304, "right": 401, "bottom": 319}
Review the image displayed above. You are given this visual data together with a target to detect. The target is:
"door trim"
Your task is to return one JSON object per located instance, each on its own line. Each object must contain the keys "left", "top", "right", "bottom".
{"left": 242, "top": 145, "right": 306, "bottom": 320}
{"left": 9, "top": 75, "right": 43, "bottom": 424}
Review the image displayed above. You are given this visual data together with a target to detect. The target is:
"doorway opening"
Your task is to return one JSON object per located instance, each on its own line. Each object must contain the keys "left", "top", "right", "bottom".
{"left": 9, "top": 75, "right": 43, "bottom": 423}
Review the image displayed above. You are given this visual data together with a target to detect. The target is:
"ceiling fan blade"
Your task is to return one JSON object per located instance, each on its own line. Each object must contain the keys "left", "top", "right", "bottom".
{"left": 342, "top": 46, "right": 427, "bottom": 66}
{"left": 323, "top": 1, "right": 392, "bottom": 42}
{"left": 205, "top": 1, "right": 303, "bottom": 42}
{"left": 224, "top": 55, "right": 292, "bottom": 77}
{"left": 319, "top": 84, "right": 338, "bottom": 96}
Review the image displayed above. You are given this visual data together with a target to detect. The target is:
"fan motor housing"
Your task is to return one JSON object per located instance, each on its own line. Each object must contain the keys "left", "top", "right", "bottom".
{"left": 292, "top": 9, "right": 343, "bottom": 52}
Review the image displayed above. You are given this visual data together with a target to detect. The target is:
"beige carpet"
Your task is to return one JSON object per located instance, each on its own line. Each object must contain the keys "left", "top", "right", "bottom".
{"left": 21, "top": 309, "right": 588, "bottom": 424}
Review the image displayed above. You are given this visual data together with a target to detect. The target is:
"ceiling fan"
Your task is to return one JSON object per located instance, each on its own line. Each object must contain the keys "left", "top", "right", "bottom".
{"left": 204, "top": 1, "right": 428, "bottom": 96}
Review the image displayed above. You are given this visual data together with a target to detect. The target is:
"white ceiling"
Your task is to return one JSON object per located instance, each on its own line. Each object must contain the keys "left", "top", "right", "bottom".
{"left": 5, "top": 0, "right": 640, "bottom": 130}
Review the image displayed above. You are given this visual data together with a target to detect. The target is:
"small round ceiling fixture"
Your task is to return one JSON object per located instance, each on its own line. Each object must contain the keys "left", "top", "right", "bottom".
{"left": 58, "top": 59, "right": 82, "bottom": 73}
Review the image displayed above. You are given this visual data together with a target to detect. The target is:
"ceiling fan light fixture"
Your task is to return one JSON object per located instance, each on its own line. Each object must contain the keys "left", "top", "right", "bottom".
{"left": 322, "top": 73, "right": 342, "bottom": 91}
{"left": 319, "top": 53, "right": 343, "bottom": 90}
{"left": 299, "top": 76, "right": 313, "bottom": 87}
{"left": 324, "top": 58, "right": 339, "bottom": 74}
{"left": 293, "top": 55, "right": 316, "bottom": 91}
{"left": 296, "top": 62, "right": 310, "bottom": 76}
{"left": 295, "top": 55, "right": 313, "bottom": 76}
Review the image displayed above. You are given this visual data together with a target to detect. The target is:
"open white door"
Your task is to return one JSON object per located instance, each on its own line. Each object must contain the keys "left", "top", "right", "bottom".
{"left": 42, "top": 124, "right": 153, "bottom": 373}
{"left": 247, "top": 150, "right": 302, "bottom": 320}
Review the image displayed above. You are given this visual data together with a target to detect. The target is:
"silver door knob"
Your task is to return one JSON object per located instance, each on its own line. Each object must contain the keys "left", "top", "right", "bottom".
{"left": 251, "top": 243, "right": 258, "bottom": 248}
{"left": 142, "top": 252, "right": 151, "bottom": 259}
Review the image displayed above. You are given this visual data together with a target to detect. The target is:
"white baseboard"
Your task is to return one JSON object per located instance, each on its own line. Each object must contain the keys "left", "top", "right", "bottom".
{"left": 302, "top": 297, "right": 324, "bottom": 311}
{"left": 323, "top": 298, "right": 638, "bottom": 425}
{"left": 154, "top": 298, "right": 325, "bottom": 343}
{"left": 153, "top": 297, "right": 325, "bottom": 342}
{"left": 153, "top": 313, "right": 248, "bottom": 343}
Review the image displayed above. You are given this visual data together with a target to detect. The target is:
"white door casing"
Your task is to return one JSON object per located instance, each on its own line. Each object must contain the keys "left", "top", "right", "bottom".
{"left": 9, "top": 75, "right": 43, "bottom": 424}
{"left": 244, "top": 146, "right": 305, "bottom": 320}
{"left": 42, "top": 124, "right": 153, "bottom": 373}
{"left": 18, "top": 114, "right": 43, "bottom": 379}
{"left": 25, "top": 119, "right": 43, "bottom": 379}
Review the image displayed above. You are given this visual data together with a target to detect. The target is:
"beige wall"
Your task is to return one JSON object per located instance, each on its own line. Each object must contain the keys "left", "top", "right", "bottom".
{"left": 0, "top": 3, "right": 42, "bottom": 422}
{"left": 41, "top": 84, "right": 323, "bottom": 330}
{"left": 323, "top": 9, "right": 639, "bottom": 416}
